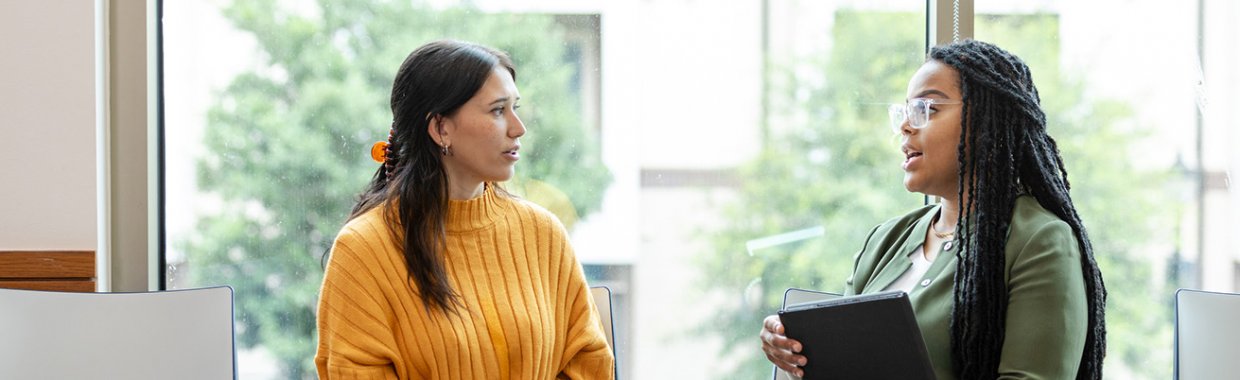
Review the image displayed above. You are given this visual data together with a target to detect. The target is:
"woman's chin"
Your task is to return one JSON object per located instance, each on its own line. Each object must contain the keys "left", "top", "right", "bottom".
{"left": 490, "top": 170, "right": 516, "bottom": 183}
{"left": 902, "top": 176, "right": 919, "bottom": 193}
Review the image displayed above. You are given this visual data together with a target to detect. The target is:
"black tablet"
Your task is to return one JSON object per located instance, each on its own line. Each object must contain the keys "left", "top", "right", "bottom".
{"left": 783, "top": 287, "right": 841, "bottom": 309}
{"left": 777, "top": 290, "right": 934, "bottom": 380}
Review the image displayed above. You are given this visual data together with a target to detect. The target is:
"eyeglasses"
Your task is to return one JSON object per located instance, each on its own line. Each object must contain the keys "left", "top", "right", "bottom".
{"left": 888, "top": 98, "right": 962, "bottom": 134}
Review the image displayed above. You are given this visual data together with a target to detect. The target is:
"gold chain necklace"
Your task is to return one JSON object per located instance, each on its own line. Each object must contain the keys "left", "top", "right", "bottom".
{"left": 931, "top": 215, "right": 956, "bottom": 239}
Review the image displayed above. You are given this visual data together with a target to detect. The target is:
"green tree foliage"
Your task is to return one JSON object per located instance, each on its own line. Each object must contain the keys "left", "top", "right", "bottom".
{"left": 181, "top": 1, "right": 610, "bottom": 377}
{"left": 698, "top": 11, "right": 1175, "bottom": 379}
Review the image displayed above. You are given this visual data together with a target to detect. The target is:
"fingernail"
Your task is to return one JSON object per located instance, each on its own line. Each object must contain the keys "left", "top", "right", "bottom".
{"left": 796, "top": 369, "right": 804, "bottom": 377}
{"left": 793, "top": 343, "right": 802, "bottom": 352}
{"left": 799, "top": 357, "right": 807, "bottom": 366}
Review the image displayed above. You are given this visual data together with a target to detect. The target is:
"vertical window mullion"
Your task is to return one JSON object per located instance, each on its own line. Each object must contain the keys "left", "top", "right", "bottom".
{"left": 929, "top": 0, "right": 974, "bottom": 49}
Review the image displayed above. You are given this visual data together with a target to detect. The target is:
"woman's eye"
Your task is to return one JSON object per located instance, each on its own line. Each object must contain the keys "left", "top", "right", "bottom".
{"left": 492, "top": 107, "right": 504, "bottom": 116}
{"left": 513, "top": 104, "right": 521, "bottom": 111}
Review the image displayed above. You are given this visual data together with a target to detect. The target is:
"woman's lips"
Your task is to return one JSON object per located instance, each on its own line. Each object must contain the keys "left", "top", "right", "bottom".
{"left": 903, "top": 152, "right": 923, "bottom": 171}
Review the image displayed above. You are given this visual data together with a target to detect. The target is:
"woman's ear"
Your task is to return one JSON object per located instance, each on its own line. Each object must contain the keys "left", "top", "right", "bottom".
{"left": 427, "top": 114, "right": 452, "bottom": 148}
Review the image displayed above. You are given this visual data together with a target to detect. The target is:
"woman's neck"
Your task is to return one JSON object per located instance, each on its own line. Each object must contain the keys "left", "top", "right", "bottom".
{"left": 447, "top": 180, "right": 485, "bottom": 200}
{"left": 933, "top": 179, "right": 970, "bottom": 233}
{"left": 936, "top": 196, "right": 962, "bottom": 234}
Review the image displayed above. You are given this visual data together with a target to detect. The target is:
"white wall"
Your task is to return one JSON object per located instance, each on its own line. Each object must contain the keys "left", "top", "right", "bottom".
{"left": 0, "top": 1, "right": 98, "bottom": 250}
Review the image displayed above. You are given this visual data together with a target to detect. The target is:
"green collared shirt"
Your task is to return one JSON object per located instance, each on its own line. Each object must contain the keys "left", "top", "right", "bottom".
{"left": 843, "top": 196, "right": 1088, "bottom": 379}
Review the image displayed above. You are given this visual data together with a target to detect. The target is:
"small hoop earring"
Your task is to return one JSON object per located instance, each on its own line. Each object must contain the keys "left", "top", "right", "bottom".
{"left": 441, "top": 144, "right": 451, "bottom": 156}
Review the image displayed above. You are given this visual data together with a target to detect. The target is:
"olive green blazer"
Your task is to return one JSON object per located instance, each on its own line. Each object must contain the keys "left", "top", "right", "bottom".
{"left": 842, "top": 196, "right": 1088, "bottom": 379}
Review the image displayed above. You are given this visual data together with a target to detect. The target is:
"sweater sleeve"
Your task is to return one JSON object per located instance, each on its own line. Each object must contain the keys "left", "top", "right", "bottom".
{"left": 315, "top": 226, "right": 401, "bottom": 380}
{"left": 997, "top": 219, "right": 1088, "bottom": 379}
{"left": 556, "top": 234, "right": 617, "bottom": 379}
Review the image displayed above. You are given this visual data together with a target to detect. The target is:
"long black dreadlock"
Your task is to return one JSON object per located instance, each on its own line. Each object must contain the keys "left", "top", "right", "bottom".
{"left": 930, "top": 40, "right": 1106, "bottom": 380}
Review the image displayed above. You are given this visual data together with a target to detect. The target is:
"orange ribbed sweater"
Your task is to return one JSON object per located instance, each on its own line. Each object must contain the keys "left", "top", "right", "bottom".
{"left": 315, "top": 186, "right": 614, "bottom": 379}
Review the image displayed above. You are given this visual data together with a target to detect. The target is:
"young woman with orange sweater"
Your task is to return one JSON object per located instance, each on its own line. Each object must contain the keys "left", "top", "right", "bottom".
{"left": 315, "top": 40, "right": 614, "bottom": 379}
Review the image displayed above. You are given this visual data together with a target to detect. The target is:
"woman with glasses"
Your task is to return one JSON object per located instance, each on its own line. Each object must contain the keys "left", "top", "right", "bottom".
{"left": 315, "top": 40, "right": 614, "bottom": 379}
{"left": 759, "top": 39, "right": 1106, "bottom": 380}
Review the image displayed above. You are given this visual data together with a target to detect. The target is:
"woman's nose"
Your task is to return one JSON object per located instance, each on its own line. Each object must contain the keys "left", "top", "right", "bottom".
{"left": 508, "top": 113, "right": 526, "bottom": 138}
{"left": 899, "top": 117, "right": 914, "bottom": 136}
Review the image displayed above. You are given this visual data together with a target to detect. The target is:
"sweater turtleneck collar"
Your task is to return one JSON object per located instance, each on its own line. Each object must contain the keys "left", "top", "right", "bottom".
{"left": 445, "top": 183, "right": 508, "bottom": 233}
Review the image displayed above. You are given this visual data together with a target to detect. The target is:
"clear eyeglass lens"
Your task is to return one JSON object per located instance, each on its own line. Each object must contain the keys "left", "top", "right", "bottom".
{"left": 909, "top": 98, "right": 931, "bottom": 129}
{"left": 889, "top": 104, "right": 907, "bottom": 134}
{"left": 890, "top": 99, "right": 943, "bottom": 134}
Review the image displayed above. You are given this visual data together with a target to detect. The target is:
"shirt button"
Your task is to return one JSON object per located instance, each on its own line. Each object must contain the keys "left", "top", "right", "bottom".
{"left": 920, "top": 279, "right": 931, "bottom": 287}
{"left": 944, "top": 241, "right": 954, "bottom": 250}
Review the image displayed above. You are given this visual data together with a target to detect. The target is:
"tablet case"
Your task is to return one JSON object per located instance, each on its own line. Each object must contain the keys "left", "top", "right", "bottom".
{"left": 777, "top": 290, "right": 935, "bottom": 380}
{"left": 775, "top": 288, "right": 841, "bottom": 380}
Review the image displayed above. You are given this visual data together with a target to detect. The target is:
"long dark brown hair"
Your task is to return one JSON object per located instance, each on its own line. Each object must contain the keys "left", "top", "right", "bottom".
{"left": 931, "top": 40, "right": 1106, "bottom": 379}
{"left": 349, "top": 40, "right": 515, "bottom": 314}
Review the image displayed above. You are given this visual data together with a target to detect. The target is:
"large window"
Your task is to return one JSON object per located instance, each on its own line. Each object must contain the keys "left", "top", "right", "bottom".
{"left": 972, "top": 2, "right": 1238, "bottom": 377}
{"left": 163, "top": 1, "right": 1237, "bottom": 379}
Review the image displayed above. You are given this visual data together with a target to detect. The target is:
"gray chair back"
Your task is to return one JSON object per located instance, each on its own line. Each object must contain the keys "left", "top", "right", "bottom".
{"left": 0, "top": 286, "right": 236, "bottom": 379}
{"left": 1176, "top": 288, "right": 1240, "bottom": 380}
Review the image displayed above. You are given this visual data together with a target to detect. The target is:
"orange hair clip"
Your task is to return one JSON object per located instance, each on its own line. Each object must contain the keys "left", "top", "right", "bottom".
{"left": 370, "top": 141, "right": 389, "bottom": 163}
